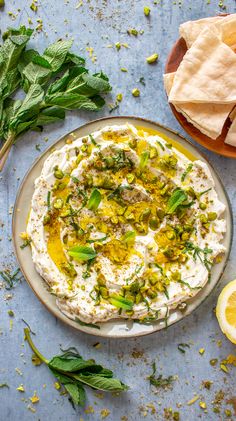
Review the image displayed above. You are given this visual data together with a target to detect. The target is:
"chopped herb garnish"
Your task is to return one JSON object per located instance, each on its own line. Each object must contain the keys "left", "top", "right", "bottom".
{"left": 184, "top": 241, "right": 213, "bottom": 271}
{"left": 0, "top": 268, "right": 23, "bottom": 290}
{"left": 177, "top": 343, "right": 190, "bottom": 354}
{"left": 20, "top": 238, "right": 32, "bottom": 249}
{"left": 87, "top": 236, "right": 107, "bottom": 244}
{"left": 181, "top": 163, "right": 193, "bottom": 182}
{"left": 148, "top": 362, "right": 174, "bottom": 388}
{"left": 24, "top": 328, "right": 128, "bottom": 407}
{"left": 198, "top": 187, "right": 212, "bottom": 197}
{"left": 139, "top": 76, "right": 146, "bottom": 86}
{"left": 47, "top": 191, "right": 51, "bottom": 211}
{"left": 0, "top": 383, "right": 9, "bottom": 389}
{"left": 89, "top": 134, "right": 100, "bottom": 147}
{"left": 156, "top": 140, "right": 165, "bottom": 151}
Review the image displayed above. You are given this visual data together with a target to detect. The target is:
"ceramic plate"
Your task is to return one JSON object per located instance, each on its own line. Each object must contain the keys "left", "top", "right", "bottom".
{"left": 12, "top": 116, "right": 233, "bottom": 338}
{"left": 165, "top": 37, "right": 236, "bottom": 159}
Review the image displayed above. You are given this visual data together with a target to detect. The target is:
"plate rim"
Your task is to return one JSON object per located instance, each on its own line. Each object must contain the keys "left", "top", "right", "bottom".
{"left": 12, "top": 115, "right": 233, "bottom": 338}
{"left": 165, "top": 36, "right": 236, "bottom": 159}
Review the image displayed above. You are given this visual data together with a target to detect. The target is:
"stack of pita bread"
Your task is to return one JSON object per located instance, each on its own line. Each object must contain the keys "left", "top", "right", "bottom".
{"left": 164, "top": 14, "right": 236, "bottom": 147}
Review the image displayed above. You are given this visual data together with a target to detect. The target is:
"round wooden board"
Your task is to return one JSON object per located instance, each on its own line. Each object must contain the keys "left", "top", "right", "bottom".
{"left": 165, "top": 37, "right": 236, "bottom": 158}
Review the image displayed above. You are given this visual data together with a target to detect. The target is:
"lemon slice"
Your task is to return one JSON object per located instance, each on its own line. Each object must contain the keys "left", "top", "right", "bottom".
{"left": 216, "top": 280, "right": 236, "bottom": 344}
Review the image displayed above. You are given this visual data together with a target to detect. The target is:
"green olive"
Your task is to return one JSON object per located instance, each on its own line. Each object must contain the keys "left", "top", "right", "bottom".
{"left": 208, "top": 212, "right": 217, "bottom": 221}
{"left": 199, "top": 202, "right": 207, "bottom": 210}
{"left": 53, "top": 198, "right": 64, "bottom": 209}
{"left": 149, "top": 217, "right": 160, "bottom": 230}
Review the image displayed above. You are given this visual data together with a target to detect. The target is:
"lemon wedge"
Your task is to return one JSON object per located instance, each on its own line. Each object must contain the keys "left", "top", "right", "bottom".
{"left": 216, "top": 280, "right": 236, "bottom": 344}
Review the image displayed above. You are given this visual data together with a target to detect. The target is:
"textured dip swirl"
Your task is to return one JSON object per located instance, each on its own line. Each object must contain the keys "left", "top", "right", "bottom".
{"left": 27, "top": 124, "right": 226, "bottom": 324}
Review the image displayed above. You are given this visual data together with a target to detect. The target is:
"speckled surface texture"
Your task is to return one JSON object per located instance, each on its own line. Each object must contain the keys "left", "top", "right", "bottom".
{"left": 1, "top": 1, "right": 236, "bottom": 420}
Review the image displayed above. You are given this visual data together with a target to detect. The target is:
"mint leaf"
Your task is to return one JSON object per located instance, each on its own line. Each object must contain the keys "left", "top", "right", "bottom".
{"left": 87, "top": 189, "right": 101, "bottom": 211}
{"left": 68, "top": 246, "right": 97, "bottom": 261}
{"left": 166, "top": 188, "right": 187, "bottom": 214}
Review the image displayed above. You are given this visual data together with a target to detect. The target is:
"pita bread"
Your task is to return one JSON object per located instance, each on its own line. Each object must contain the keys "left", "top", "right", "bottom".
{"left": 179, "top": 14, "right": 236, "bottom": 49}
{"left": 229, "top": 106, "right": 236, "bottom": 122}
{"left": 164, "top": 72, "right": 233, "bottom": 139}
{"left": 217, "top": 17, "right": 236, "bottom": 49}
{"left": 169, "top": 27, "right": 236, "bottom": 104}
{"left": 225, "top": 116, "right": 236, "bottom": 146}
{"left": 179, "top": 16, "right": 223, "bottom": 48}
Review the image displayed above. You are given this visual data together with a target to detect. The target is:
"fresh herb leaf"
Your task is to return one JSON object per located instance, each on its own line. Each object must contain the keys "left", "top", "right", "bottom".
{"left": 148, "top": 362, "right": 174, "bottom": 388}
{"left": 109, "top": 295, "right": 133, "bottom": 310}
{"left": 87, "top": 188, "right": 101, "bottom": 211}
{"left": 181, "top": 163, "right": 193, "bottom": 182}
{"left": 0, "top": 32, "right": 111, "bottom": 170}
{"left": 184, "top": 241, "right": 213, "bottom": 271}
{"left": 166, "top": 188, "right": 187, "bottom": 214}
{"left": 68, "top": 246, "right": 97, "bottom": 262}
{"left": 24, "top": 328, "right": 128, "bottom": 407}
{"left": 139, "top": 150, "right": 150, "bottom": 172}
{"left": 122, "top": 230, "right": 136, "bottom": 244}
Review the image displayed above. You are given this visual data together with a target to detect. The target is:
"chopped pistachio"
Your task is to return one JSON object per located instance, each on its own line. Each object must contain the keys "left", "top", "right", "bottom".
{"left": 132, "top": 88, "right": 140, "bottom": 97}
{"left": 115, "top": 42, "right": 121, "bottom": 50}
{"left": 146, "top": 53, "right": 159, "bottom": 64}
{"left": 17, "top": 384, "right": 25, "bottom": 392}
{"left": 144, "top": 6, "right": 150, "bottom": 16}
{"left": 199, "top": 348, "right": 205, "bottom": 355}
{"left": 116, "top": 93, "right": 123, "bottom": 102}
{"left": 120, "top": 67, "right": 128, "bottom": 72}
{"left": 199, "top": 401, "right": 207, "bottom": 409}
{"left": 127, "top": 28, "right": 138, "bottom": 36}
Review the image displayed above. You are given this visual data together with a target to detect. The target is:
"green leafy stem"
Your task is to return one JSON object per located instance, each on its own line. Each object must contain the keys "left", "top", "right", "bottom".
{"left": 24, "top": 328, "right": 128, "bottom": 407}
